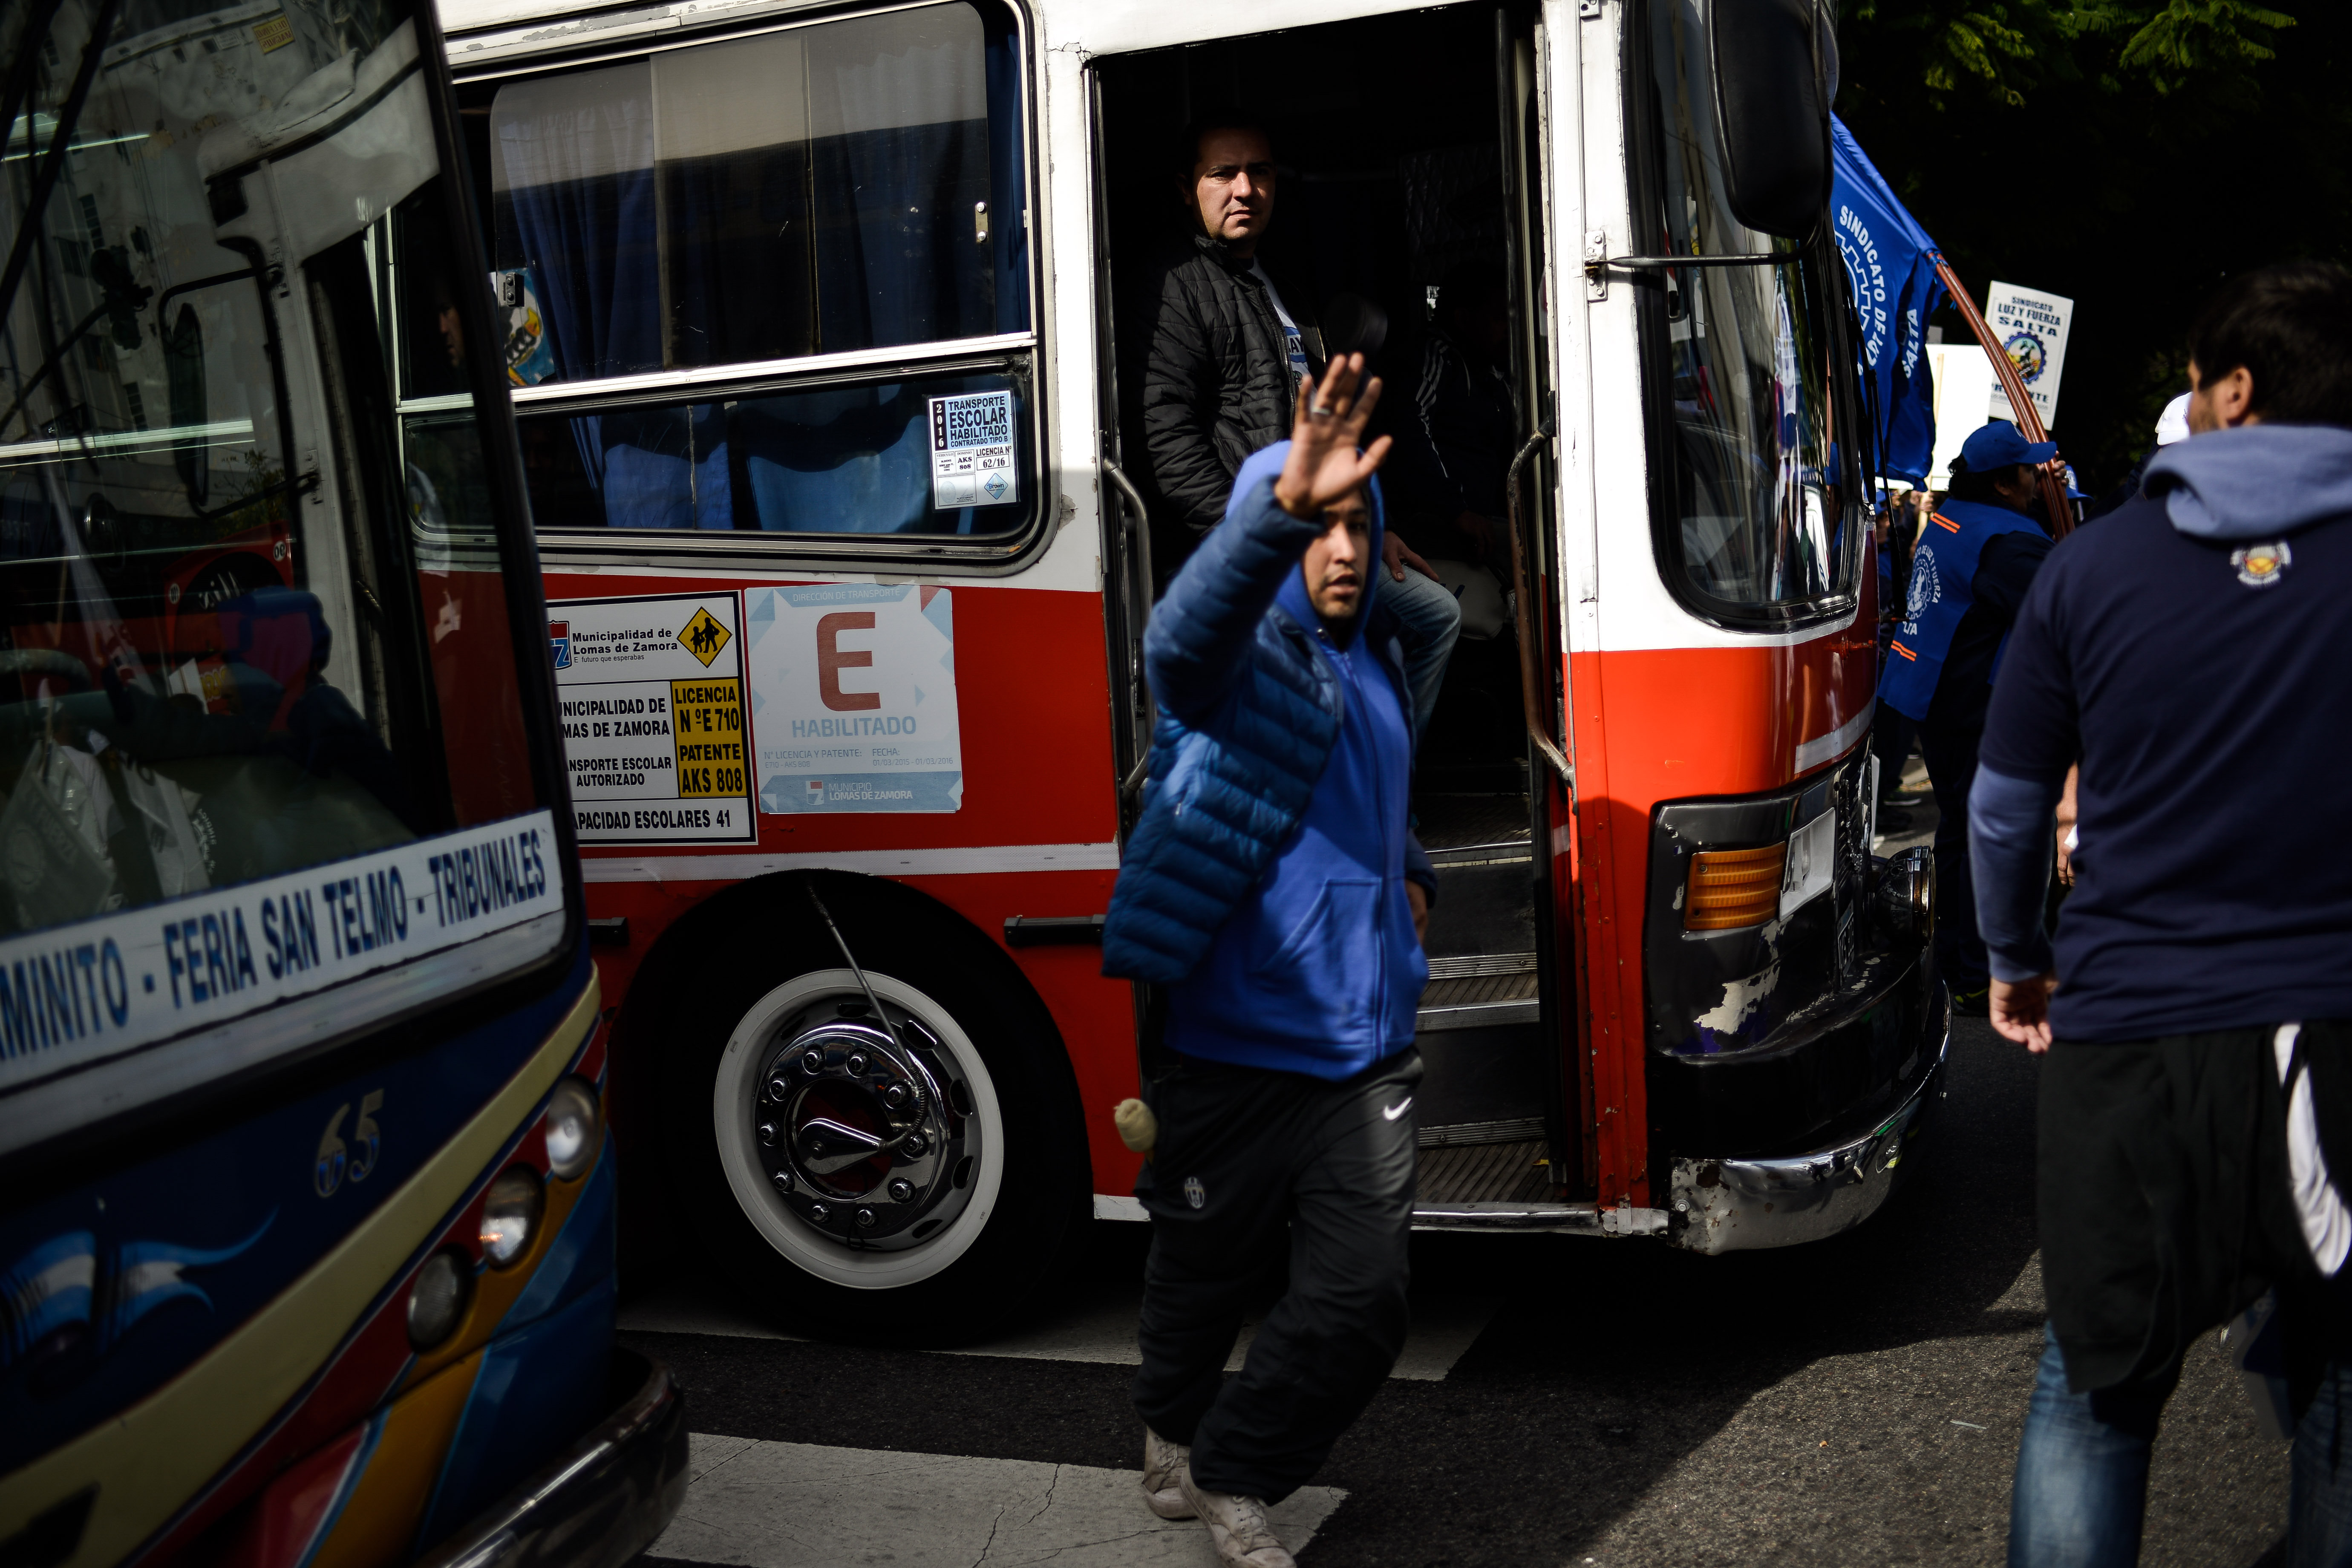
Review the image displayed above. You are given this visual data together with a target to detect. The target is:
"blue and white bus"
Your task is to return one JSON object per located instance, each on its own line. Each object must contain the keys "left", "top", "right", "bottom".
{"left": 0, "top": 0, "right": 685, "bottom": 1561}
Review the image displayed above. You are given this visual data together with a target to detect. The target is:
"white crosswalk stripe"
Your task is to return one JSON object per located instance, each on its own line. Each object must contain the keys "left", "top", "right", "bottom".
{"left": 648, "top": 1435, "right": 1347, "bottom": 1567}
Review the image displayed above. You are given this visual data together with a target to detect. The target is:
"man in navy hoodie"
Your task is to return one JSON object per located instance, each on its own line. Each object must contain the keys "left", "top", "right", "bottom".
{"left": 1973, "top": 262, "right": 2352, "bottom": 1565}
{"left": 1102, "top": 355, "right": 1435, "bottom": 1568}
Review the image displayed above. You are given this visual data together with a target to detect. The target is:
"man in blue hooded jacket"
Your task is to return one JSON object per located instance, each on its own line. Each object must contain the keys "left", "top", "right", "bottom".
{"left": 1973, "top": 261, "right": 2352, "bottom": 1565}
{"left": 1881, "top": 419, "right": 2057, "bottom": 1012}
{"left": 1102, "top": 355, "right": 1435, "bottom": 1568}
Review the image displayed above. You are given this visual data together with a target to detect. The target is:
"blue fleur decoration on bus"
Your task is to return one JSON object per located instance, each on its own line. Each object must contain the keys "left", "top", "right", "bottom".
{"left": 106, "top": 1213, "right": 276, "bottom": 1342}
{"left": 1, "top": 1231, "right": 96, "bottom": 1369}
{"left": 0, "top": 1212, "right": 274, "bottom": 1376}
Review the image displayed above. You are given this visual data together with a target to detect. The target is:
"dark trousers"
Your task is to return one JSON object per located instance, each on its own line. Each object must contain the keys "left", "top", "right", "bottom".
{"left": 1871, "top": 702, "right": 1916, "bottom": 801}
{"left": 2012, "top": 1033, "right": 2346, "bottom": 1566}
{"left": 1131, "top": 1048, "right": 1421, "bottom": 1503}
{"left": 1917, "top": 719, "right": 1989, "bottom": 991}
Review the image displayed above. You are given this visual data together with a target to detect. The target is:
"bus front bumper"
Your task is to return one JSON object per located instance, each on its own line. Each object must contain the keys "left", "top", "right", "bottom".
{"left": 418, "top": 1347, "right": 688, "bottom": 1568}
{"left": 1666, "top": 987, "right": 1951, "bottom": 1255}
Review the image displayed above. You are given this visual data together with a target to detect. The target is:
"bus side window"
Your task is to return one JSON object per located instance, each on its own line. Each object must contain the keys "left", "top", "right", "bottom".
{"left": 415, "top": 0, "right": 1038, "bottom": 551}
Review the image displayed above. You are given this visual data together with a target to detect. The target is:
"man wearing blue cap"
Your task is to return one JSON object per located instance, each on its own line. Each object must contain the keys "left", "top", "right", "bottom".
{"left": 1879, "top": 420, "right": 2059, "bottom": 1012}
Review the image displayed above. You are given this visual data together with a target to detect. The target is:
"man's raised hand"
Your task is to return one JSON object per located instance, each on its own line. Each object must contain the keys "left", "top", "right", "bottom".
{"left": 1274, "top": 354, "right": 1392, "bottom": 521}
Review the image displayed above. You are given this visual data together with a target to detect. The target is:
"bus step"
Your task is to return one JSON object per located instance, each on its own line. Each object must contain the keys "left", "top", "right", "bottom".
{"left": 1418, "top": 1115, "right": 1546, "bottom": 1149}
{"left": 1416, "top": 957, "right": 1539, "bottom": 1033}
{"left": 1413, "top": 1139, "right": 1556, "bottom": 1205}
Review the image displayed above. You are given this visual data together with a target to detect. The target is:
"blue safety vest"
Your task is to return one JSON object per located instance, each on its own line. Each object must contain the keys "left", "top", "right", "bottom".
{"left": 1880, "top": 497, "right": 2045, "bottom": 722}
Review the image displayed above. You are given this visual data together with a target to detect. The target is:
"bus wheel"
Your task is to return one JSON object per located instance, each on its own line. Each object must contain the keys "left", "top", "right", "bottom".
{"left": 666, "top": 911, "right": 1083, "bottom": 1340}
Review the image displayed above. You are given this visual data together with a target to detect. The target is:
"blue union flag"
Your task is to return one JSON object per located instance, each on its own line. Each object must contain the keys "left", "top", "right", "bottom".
{"left": 1832, "top": 117, "right": 1948, "bottom": 486}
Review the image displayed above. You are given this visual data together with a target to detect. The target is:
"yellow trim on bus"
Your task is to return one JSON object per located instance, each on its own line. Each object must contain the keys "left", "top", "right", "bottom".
{"left": 0, "top": 971, "right": 600, "bottom": 1567}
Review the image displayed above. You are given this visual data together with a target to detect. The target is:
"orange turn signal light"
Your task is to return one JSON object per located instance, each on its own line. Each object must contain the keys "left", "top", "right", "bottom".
{"left": 1684, "top": 844, "right": 1787, "bottom": 930}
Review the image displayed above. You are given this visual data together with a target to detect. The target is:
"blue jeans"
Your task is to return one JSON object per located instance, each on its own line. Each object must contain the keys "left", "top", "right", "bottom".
{"left": 1380, "top": 562, "right": 1461, "bottom": 747}
{"left": 2010, "top": 1323, "right": 2352, "bottom": 1566}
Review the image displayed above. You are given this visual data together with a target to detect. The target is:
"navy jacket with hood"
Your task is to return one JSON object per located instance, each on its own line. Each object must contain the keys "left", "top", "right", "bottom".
{"left": 1972, "top": 423, "right": 2352, "bottom": 1040}
{"left": 1102, "top": 443, "right": 1437, "bottom": 1080}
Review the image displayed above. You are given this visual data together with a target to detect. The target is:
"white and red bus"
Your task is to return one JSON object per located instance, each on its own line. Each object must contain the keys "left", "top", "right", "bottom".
{"left": 410, "top": 0, "right": 1945, "bottom": 1330}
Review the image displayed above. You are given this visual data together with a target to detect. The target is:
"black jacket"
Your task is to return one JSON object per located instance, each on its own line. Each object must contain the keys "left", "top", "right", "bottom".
{"left": 1142, "top": 232, "right": 1325, "bottom": 534}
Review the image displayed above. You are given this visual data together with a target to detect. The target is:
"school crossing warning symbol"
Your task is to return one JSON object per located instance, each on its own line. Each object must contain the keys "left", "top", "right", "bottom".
{"left": 678, "top": 606, "right": 731, "bottom": 668}
{"left": 547, "top": 592, "right": 755, "bottom": 845}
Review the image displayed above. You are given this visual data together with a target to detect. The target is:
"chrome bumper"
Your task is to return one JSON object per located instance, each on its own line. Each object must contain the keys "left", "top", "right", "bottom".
{"left": 1666, "top": 986, "right": 1951, "bottom": 1254}
{"left": 417, "top": 1348, "right": 689, "bottom": 1568}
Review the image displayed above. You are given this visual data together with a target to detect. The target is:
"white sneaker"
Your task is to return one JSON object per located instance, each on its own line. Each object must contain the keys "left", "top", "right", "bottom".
{"left": 1178, "top": 1470, "right": 1296, "bottom": 1568}
{"left": 1142, "top": 1426, "right": 1195, "bottom": 1519}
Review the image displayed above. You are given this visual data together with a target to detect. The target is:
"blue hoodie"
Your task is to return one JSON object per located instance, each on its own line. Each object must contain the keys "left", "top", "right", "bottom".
{"left": 1107, "top": 443, "right": 1431, "bottom": 1079}
{"left": 1972, "top": 424, "right": 2352, "bottom": 1039}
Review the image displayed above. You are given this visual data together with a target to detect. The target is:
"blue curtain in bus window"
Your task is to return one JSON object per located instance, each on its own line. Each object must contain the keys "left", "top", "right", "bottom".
{"left": 492, "top": 64, "right": 703, "bottom": 528}
{"left": 651, "top": 30, "right": 818, "bottom": 375}
{"left": 985, "top": 18, "right": 1026, "bottom": 336}
{"left": 591, "top": 404, "right": 730, "bottom": 530}
{"left": 735, "top": 385, "right": 940, "bottom": 533}
{"left": 804, "top": 8, "right": 992, "bottom": 352}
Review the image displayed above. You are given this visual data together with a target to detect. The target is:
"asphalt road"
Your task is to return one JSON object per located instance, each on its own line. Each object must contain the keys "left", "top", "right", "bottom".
{"left": 619, "top": 1008, "right": 2293, "bottom": 1567}
{"left": 620, "top": 783, "right": 2289, "bottom": 1565}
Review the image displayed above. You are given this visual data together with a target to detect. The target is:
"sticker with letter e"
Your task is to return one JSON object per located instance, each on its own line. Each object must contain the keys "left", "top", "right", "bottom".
{"left": 818, "top": 612, "right": 881, "bottom": 712}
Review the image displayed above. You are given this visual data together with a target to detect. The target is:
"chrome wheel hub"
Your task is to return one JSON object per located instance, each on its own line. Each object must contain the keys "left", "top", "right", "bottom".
{"left": 751, "top": 1001, "right": 977, "bottom": 1251}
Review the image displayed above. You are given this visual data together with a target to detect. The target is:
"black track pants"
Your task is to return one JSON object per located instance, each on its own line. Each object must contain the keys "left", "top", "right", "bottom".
{"left": 1131, "top": 1048, "right": 1421, "bottom": 1503}
{"left": 1918, "top": 719, "right": 1989, "bottom": 991}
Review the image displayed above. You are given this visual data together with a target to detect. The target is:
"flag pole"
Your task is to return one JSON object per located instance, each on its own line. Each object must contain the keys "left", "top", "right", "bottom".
{"left": 1932, "top": 258, "right": 2075, "bottom": 536}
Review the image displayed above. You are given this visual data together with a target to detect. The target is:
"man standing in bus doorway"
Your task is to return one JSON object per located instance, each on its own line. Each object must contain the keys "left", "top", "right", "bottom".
{"left": 1973, "top": 261, "right": 2352, "bottom": 1566}
{"left": 1104, "top": 354, "right": 1433, "bottom": 1568}
{"left": 1876, "top": 420, "right": 2058, "bottom": 1014}
{"left": 1141, "top": 112, "right": 1462, "bottom": 742}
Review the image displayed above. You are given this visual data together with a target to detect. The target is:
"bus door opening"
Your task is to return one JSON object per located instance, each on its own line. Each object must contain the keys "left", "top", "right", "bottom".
{"left": 1089, "top": 2, "right": 1588, "bottom": 1205}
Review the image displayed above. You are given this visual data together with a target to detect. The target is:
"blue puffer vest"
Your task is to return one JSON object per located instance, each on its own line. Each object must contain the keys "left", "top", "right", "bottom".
{"left": 1102, "top": 445, "right": 1430, "bottom": 986}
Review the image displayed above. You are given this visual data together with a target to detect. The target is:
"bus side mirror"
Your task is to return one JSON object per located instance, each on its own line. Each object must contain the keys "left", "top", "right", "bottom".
{"left": 1707, "top": 0, "right": 1832, "bottom": 239}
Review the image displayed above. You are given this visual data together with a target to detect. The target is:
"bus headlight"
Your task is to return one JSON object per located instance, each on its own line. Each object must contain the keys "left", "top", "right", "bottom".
{"left": 409, "top": 1250, "right": 471, "bottom": 1349}
{"left": 481, "top": 1167, "right": 545, "bottom": 1268}
{"left": 1873, "top": 846, "right": 1935, "bottom": 946}
{"left": 544, "top": 1078, "right": 602, "bottom": 1180}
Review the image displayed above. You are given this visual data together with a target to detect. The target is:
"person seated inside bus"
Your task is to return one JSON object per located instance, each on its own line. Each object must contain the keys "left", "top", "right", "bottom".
{"left": 1141, "top": 109, "right": 1461, "bottom": 743}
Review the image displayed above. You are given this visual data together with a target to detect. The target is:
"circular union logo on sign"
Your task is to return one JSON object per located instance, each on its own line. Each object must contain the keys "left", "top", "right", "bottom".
{"left": 2003, "top": 331, "right": 2047, "bottom": 384}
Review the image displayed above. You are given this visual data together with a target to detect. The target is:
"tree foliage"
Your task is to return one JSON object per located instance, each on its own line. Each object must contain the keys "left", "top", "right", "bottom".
{"left": 1839, "top": 1, "right": 2342, "bottom": 486}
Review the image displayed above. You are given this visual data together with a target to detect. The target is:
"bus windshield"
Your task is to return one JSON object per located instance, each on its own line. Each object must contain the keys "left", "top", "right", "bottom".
{"left": 0, "top": 0, "right": 562, "bottom": 1123}
{"left": 1626, "top": 0, "right": 1859, "bottom": 625}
